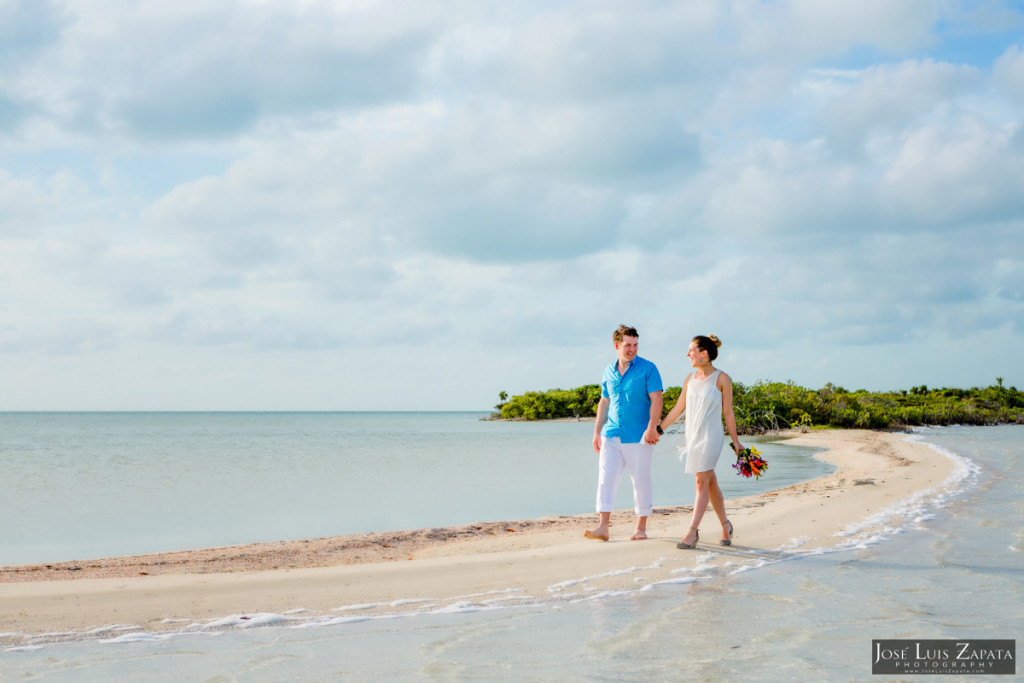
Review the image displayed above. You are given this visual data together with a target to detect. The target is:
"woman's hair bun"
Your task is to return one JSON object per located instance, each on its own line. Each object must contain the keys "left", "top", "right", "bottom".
{"left": 708, "top": 334, "right": 722, "bottom": 348}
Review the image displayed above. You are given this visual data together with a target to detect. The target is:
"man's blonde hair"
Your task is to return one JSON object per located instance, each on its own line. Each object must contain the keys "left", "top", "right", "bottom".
{"left": 613, "top": 325, "right": 639, "bottom": 344}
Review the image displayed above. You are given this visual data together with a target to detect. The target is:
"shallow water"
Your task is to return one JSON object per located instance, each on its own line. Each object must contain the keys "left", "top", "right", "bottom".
{"left": 2, "top": 424, "right": 1021, "bottom": 681}
{"left": 0, "top": 412, "right": 827, "bottom": 565}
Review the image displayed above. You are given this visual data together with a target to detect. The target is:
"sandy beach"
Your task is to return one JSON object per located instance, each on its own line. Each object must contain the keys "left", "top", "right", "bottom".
{"left": 0, "top": 429, "right": 954, "bottom": 644}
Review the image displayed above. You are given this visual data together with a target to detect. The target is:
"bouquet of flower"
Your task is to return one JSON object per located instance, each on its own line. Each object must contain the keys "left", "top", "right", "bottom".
{"left": 731, "top": 445, "right": 767, "bottom": 479}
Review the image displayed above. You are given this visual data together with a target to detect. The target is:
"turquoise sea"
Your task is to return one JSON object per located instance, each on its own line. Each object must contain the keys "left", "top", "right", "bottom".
{"left": 0, "top": 412, "right": 827, "bottom": 567}
{"left": 1, "top": 415, "right": 1021, "bottom": 681}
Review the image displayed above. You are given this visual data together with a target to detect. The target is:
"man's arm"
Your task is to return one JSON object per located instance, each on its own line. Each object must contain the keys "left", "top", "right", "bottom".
{"left": 592, "top": 397, "right": 610, "bottom": 452}
{"left": 643, "top": 390, "right": 663, "bottom": 444}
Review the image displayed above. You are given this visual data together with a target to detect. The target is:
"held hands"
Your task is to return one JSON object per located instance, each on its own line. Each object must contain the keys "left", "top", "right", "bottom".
{"left": 594, "top": 429, "right": 661, "bottom": 449}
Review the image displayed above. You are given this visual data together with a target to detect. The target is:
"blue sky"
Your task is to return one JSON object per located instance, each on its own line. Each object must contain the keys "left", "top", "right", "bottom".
{"left": 2, "top": 0, "right": 1023, "bottom": 411}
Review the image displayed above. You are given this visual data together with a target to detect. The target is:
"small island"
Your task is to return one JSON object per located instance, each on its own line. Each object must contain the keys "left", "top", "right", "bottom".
{"left": 490, "top": 379, "right": 1024, "bottom": 433}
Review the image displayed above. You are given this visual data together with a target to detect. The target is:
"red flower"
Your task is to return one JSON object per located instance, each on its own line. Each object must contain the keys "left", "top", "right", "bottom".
{"left": 732, "top": 447, "right": 768, "bottom": 479}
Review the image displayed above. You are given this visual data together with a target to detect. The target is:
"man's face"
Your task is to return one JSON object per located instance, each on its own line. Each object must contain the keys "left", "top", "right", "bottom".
{"left": 615, "top": 336, "right": 638, "bottom": 365}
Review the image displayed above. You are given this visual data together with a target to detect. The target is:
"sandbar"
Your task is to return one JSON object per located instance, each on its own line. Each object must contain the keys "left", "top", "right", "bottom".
{"left": 0, "top": 429, "right": 956, "bottom": 647}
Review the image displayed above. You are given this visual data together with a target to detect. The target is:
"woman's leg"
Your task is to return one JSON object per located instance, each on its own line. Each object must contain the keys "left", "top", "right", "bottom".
{"left": 707, "top": 471, "right": 731, "bottom": 541}
{"left": 682, "top": 470, "right": 712, "bottom": 544}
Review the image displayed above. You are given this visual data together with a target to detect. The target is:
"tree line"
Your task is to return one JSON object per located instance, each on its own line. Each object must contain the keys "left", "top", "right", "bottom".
{"left": 491, "top": 378, "right": 1024, "bottom": 432}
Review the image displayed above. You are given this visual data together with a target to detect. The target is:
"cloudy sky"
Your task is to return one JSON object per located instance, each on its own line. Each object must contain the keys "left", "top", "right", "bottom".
{"left": 2, "top": 0, "right": 1023, "bottom": 411}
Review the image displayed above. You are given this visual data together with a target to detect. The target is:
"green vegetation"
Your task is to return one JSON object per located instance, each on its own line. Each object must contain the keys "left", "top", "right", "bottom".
{"left": 492, "top": 380, "right": 1024, "bottom": 432}
{"left": 495, "top": 385, "right": 603, "bottom": 421}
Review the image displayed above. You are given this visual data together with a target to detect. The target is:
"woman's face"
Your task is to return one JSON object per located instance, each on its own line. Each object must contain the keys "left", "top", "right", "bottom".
{"left": 686, "top": 341, "right": 706, "bottom": 367}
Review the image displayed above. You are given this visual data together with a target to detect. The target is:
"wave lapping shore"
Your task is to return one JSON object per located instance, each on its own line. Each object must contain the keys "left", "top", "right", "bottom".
{"left": 0, "top": 429, "right": 959, "bottom": 647}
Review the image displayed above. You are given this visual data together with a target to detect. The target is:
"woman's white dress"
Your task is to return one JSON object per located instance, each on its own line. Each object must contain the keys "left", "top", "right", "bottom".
{"left": 680, "top": 369, "right": 724, "bottom": 474}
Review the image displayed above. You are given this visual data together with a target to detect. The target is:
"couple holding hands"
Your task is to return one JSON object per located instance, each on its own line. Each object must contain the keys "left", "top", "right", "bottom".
{"left": 584, "top": 324, "right": 743, "bottom": 549}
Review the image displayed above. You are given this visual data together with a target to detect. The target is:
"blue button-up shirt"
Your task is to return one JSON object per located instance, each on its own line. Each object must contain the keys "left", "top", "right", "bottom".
{"left": 600, "top": 356, "right": 663, "bottom": 444}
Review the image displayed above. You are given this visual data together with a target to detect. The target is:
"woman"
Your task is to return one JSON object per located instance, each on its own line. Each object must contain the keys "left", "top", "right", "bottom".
{"left": 659, "top": 334, "right": 743, "bottom": 549}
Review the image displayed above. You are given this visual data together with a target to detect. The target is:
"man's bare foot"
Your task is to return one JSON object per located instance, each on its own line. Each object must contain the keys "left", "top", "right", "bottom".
{"left": 584, "top": 528, "right": 610, "bottom": 541}
{"left": 630, "top": 529, "right": 648, "bottom": 540}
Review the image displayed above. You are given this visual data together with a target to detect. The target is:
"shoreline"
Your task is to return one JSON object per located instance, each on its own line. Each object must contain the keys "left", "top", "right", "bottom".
{"left": 0, "top": 429, "right": 958, "bottom": 644}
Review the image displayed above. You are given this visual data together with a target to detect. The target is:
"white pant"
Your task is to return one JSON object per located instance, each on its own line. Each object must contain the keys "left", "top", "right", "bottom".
{"left": 595, "top": 436, "right": 653, "bottom": 517}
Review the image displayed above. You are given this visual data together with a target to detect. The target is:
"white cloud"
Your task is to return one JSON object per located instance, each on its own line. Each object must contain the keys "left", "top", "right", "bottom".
{"left": 879, "top": 116, "right": 1024, "bottom": 225}
{"left": 0, "top": 0, "right": 65, "bottom": 68}
{"left": 729, "top": 0, "right": 942, "bottom": 64}
{"left": 0, "top": 170, "right": 53, "bottom": 236}
{"left": 993, "top": 43, "right": 1024, "bottom": 101}
{"left": 820, "top": 60, "right": 981, "bottom": 155}
{"left": 3, "top": 0, "right": 443, "bottom": 142}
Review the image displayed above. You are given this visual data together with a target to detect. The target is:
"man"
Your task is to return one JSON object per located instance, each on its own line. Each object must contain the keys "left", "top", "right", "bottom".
{"left": 585, "top": 324, "right": 663, "bottom": 542}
